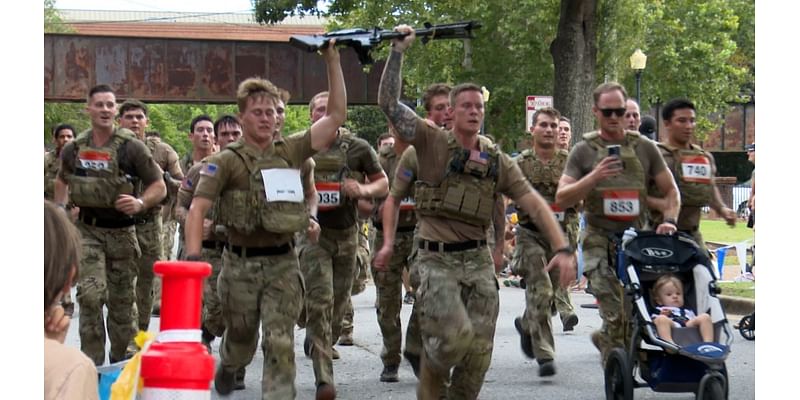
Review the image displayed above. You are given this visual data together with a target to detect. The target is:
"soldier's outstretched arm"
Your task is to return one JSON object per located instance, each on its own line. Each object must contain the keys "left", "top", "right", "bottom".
{"left": 185, "top": 196, "right": 213, "bottom": 258}
{"left": 378, "top": 25, "right": 420, "bottom": 143}
{"left": 310, "top": 40, "right": 347, "bottom": 151}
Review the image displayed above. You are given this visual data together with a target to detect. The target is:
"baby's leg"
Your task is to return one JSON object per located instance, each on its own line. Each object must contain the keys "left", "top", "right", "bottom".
{"left": 686, "top": 313, "right": 714, "bottom": 342}
{"left": 653, "top": 315, "right": 674, "bottom": 342}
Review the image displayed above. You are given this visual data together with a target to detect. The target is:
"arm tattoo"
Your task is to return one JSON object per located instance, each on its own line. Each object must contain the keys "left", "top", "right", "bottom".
{"left": 378, "top": 49, "right": 418, "bottom": 142}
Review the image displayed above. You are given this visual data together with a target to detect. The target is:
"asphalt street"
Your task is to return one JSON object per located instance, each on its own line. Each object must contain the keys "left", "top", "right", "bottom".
{"left": 66, "top": 283, "right": 756, "bottom": 399}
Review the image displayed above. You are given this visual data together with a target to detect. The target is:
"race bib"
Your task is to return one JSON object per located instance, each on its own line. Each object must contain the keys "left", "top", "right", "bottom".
{"left": 602, "top": 190, "right": 640, "bottom": 221}
{"left": 261, "top": 168, "right": 303, "bottom": 203}
{"left": 550, "top": 203, "right": 565, "bottom": 222}
{"left": 316, "top": 182, "right": 341, "bottom": 211}
{"left": 680, "top": 155, "right": 712, "bottom": 184}
{"left": 78, "top": 150, "right": 111, "bottom": 170}
{"left": 399, "top": 196, "right": 416, "bottom": 211}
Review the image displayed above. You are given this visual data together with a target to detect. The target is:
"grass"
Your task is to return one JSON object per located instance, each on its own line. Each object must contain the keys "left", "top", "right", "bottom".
{"left": 699, "top": 218, "right": 754, "bottom": 245}
{"left": 718, "top": 282, "right": 755, "bottom": 299}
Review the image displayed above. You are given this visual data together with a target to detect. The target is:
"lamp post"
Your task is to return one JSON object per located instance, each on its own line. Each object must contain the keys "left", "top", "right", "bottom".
{"left": 630, "top": 49, "right": 647, "bottom": 105}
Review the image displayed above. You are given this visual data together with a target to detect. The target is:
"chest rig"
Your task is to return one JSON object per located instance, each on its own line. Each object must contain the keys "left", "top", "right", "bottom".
{"left": 656, "top": 143, "right": 713, "bottom": 207}
{"left": 67, "top": 128, "right": 137, "bottom": 208}
{"left": 414, "top": 133, "right": 499, "bottom": 227}
{"left": 217, "top": 141, "right": 309, "bottom": 234}
{"left": 584, "top": 130, "right": 647, "bottom": 232}
{"left": 312, "top": 129, "right": 364, "bottom": 212}
{"left": 515, "top": 148, "right": 575, "bottom": 229}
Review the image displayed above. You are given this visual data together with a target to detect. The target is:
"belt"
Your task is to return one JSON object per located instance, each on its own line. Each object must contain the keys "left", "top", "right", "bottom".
{"left": 226, "top": 242, "right": 292, "bottom": 257}
{"left": 520, "top": 222, "right": 539, "bottom": 232}
{"left": 373, "top": 222, "right": 415, "bottom": 233}
{"left": 79, "top": 214, "right": 135, "bottom": 229}
{"left": 202, "top": 240, "right": 225, "bottom": 250}
{"left": 418, "top": 239, "right": 486, "bottom": 253}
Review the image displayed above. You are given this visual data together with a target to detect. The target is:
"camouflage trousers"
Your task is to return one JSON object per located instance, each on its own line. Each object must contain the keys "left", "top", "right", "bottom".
{"left": 417, "top": 245, "right": 499, "bottom": 399}
{"left": 582, "top": 226, "right": 629, "bottom": 363}
{"left": 218, "top": 246, "right": 305, "bottom": 399}
{"left": 75, "top": 222, "right": 141, "bottom": 366}
{"left": 404, "top": 233, "right": 423, "bottom": 361}
{"left": 371, "top": 230, "right": 415, "bottom": 367}
{"left": 341, "top": 235, "right": 370, "bottom": 338}
{"left": 134, "top": 215, "right": 164, "bottom": 331}
{"left": 161, "top": 218, "right": 178, "bottom": 260}
{"left": 513, "top": 227, "right": 561, "bottom": 361}
{"left": 297, "top": 225, "right": 358, "bottom": 386}
{"left": 201, "top": 244, "right": 225, "bottom": 337}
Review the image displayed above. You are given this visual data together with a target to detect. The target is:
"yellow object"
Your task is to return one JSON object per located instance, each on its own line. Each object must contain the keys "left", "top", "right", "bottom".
{"left": 510, "top": 213, "right": 518, "bottom": 225}
{"left": 481, "top": 86, "right": 491, "bottom": 103}
{"left": 110, "top": 331, "right": 155, "bottom": 400}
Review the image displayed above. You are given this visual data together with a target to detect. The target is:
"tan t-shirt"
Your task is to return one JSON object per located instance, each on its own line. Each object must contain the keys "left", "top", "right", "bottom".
{"left": 563, "top": 131, "right": 667, "bottom": 230}
{"left": 44, "top": 338, "right": 99, "bottom": 400}
{"left": 409, "top": 119, "right": 532, "bottom": 242}
{"left": 376, "top": 146, "right": 417, "bottom": 228}
{"left": 194, "top": 132, "right": 315, "bottom": 247}
{"left": 651, "top": 144, "right": 719, "bottom": 229}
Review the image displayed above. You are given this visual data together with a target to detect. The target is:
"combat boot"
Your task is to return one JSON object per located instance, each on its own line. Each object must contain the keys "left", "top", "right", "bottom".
{"left": 380, "top": 364, "right": 400, "bottom": 382}
{"left": 403, "top": 351, "right": 421, "bottom": 378}
{"left": 331, "top": 347, "right": 340, "bottom": 360}
{"left": 214, "top": 363, "right": 236, "bottom": 395}
{"left": 562, "top": 314, "right": 579, "bottom": 332}
{"left": 513, "top": 317, "right": 535, "bottom": 359}
{"left": 201, "top": 326, "right": 215, "bottom": 354}
{"left": 338, "top": 332, "right": 354, "bottom": 346}
{"left": 316, "top": 383, "right": 336, "bottom": 400}
{"left": 234, "top": 366, "right": 246, "bottom": 390}
{"left": 538, "top": 359, "right": 556, "bottom": 377}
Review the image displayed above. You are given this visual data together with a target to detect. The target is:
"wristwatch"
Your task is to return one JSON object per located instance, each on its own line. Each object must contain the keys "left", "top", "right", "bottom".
{"left": 663, "top": 217, "right": 678, "bottom": 226}
{"left": 554, "top": 246, "right": 575, "bottom": 256}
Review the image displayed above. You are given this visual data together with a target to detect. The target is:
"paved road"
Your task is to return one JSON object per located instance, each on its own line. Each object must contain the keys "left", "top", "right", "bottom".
{"left": 67, "top": 283, "right": 755, "bottom": 399}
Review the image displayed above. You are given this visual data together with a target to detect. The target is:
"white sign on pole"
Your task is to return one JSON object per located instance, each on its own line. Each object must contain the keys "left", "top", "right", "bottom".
{"left": 526, "top": 95, "right": 554, "bottom": 130}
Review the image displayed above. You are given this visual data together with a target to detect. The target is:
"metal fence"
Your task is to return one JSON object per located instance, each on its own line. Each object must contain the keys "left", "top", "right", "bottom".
{"left": 702, "top": 184, "right": 751, "bottom": 216}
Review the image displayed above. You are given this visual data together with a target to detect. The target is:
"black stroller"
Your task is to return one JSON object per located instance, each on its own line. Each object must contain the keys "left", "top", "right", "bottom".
{"left": 604, "top": 230, "right": 734, "bottom": 400}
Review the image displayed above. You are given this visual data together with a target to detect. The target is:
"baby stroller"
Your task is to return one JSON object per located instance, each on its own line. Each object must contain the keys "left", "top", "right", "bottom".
{"left": 604, "top": 229, "right": 734, "bottom": 400}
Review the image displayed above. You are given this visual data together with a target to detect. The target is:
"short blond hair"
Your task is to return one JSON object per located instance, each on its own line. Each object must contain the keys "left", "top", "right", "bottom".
{"left": 651, "top": 274, "right": 684, "bottom": 306}
{"left": 237, "top": 77, "right": 281, "bottom": 113}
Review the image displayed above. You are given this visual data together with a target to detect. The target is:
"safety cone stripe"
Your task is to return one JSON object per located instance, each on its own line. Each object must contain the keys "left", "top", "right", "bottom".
{"left": 156, "top": 329, "right": 202, "bottom": 343}
{"left": 141, "top": 387, "right": 210, "bottom": 399}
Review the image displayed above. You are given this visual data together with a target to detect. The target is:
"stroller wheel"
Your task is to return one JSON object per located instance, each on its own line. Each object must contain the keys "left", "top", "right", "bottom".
{"left": 604, "top": 348, "right": 633, "bottom": 400}
{"left": 738, "top": 314, "right": 755, "bottom": 341}
{"left": 696, "top": 371, "right": 727, "bottom": 400}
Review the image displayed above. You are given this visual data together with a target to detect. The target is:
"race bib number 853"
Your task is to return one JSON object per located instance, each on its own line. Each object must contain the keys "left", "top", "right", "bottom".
{"left": 602, "top": 190, "right": 640, "bottom": 221}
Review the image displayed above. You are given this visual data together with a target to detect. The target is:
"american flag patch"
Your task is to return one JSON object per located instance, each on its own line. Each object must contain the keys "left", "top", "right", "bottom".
{"left": 200, "top": 163, "right": 218, "bottom": 177}
{"left": 397, "top": 168, "right": 413, "bottom": 182}
{"left": 181, "top": 178, "right": 193, "bottom": 190}
{"left": 469, "top": 150, "right": 489, "bottom": 165}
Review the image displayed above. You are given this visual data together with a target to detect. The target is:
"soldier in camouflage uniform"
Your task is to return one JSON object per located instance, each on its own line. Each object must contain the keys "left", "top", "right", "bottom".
{"left": 648, "top": 98, "right": 737, "bottom": 251}
{"left": 54, "top": 84, "right": 166, "bottom": 365}
{"left": 185, "top": 44, "right": 345, "bottom": 399}
{"left": 556, "top": 82, "right": 681, "bottom": 365}
{"left": 297, "top": 88, "right": 388, "bottom": 395}
{"left": 338, "top": 215, "right": 371, "bottom": 347}
{"left": 117, "top": 100, "right": 184, "bottom": 333}
{"left": 378, "top": 26, "right": 576, "bottom": 399}
{"left": 511, "top": 107, "right": 579, "bottom": 377}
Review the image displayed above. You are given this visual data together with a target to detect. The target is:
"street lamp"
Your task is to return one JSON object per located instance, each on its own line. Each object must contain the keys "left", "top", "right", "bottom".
{"left": 630, "top": 48, "right": 647, "bottom": 105}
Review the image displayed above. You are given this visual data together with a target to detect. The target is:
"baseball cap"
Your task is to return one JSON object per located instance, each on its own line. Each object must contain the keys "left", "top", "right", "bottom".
{"left": 639, "top": 115, "right": 657, "bottom": 140}
{"left": 746, "top": 143, "right": 755, "bottom": 152}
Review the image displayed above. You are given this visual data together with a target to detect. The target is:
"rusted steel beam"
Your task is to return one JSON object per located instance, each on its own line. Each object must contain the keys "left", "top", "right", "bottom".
{"left": 44, "top": 33, "right": 384, "bottom": 105}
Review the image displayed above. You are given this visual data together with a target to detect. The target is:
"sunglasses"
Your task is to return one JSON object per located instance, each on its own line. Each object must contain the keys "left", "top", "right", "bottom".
{"left": 599, "top": 108, "right": 626, "bottom": 118}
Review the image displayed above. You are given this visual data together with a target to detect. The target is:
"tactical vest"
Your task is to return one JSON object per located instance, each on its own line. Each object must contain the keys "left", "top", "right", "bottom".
{"left": 312, "top": 130, "right": 365, "bottom": 212}
{"left": 44, "top": 151, "right": 59, "bottom": 200}
{"left": 515, "top": 148, "right": 576, "bottom": 230}
{"left": 378, "top": 146, "right": 417, "bottom": 228}
{"left": 414, "top": 133, "right": 499, "bottom": 226}
{"left": 217, "top": 141, "right": 309, "bottom": 234}
{"left": 583, "top": 130, "right": 647, "bottom": 232}
{"left": 67, "top": 128, "right": 138, "bottom": 208}
{"left": 656, "top": 142, "right": 713, "bottom": 207}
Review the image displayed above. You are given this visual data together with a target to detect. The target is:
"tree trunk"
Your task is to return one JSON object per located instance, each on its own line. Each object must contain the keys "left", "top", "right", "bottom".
{"left": 550, "top": 0, "right": 598, "bottom": 146}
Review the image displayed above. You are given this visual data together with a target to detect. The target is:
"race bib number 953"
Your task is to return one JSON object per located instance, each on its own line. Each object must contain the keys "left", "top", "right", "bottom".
{"left": 602, "top": 190, "right": 640, "bottom": 221}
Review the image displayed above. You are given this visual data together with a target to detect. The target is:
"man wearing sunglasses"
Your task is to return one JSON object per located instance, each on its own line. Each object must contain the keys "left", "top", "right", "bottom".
{"left": 555, "top": 82, "right": 680, "bottom": 365}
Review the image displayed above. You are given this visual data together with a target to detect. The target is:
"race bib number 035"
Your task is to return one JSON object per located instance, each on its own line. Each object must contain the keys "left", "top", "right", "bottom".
{"left": 316, "top": 182, "right": 341, "bottom": 211}
{"left": 602, "top": 190, "right": 640, "bottom": 221}
{"left": 78, "top": 150, "right": 111, "bottom": 170}
{"left": 680, "top": 155, "right": 711, "bottom": 184}
{"left": 550, "top": 203, "right": 565, "bottom": 222}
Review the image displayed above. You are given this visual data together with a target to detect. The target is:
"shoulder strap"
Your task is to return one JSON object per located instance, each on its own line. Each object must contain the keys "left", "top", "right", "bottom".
{"left": 225, "top": 144, "right": 256, "bottom": 174}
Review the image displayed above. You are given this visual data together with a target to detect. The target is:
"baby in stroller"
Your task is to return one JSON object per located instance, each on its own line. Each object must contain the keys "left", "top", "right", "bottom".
{"left": 651, "top": 274, "right": 714, "bottom": 345}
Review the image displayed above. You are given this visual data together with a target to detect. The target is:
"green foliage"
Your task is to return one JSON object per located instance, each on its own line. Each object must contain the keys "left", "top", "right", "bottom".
{"left": 281, "top": 105, "right": 312, "bottom": 136}
{"left": 346, "top": 105, "right": 387, "bottom": 147}
{"left": 45, "top": 0, "right": 73, "bottom": 33}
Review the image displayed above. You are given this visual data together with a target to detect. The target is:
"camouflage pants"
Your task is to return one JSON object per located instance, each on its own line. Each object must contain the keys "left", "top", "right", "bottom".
{"left": 582, "top": 227, "right": 628, "bottom": 363}
{"left": 297, "top": 225, "right": 358, "bottom": 386}
{"left": 371, "top": 230, "right": 415, "bottom": 367}
{"left": 404, "top": 233, "right": 423, "bottom": 360}
{"left": 417, "top": 245, "right": 499, "bottom": 399}
{"left": 76, "top": 222, "right": 141, "bottom": 366}
{"left": 513, "top": 227, "right": 560, "bottom": 361}
{"left": 218, "top": 246, "right": 305, "bottom": 399}
{"left": 161, "top": 218, "right": 178, "bottom": 260}
{"left": 134, "top": 215, "right": 163, "bottom": 331}
{"left": 553, "top": 285, "right": 576, "bottom": 324}
{"left": 341, "top": 236, "right": 370, "bottom": 337}
{"left": 201, "top": 245, "right": 225, "bottom": 337}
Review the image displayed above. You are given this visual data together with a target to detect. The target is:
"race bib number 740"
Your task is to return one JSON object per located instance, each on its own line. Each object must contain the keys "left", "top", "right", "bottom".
{"left": 680, "top": 155, "right": 712, "bottom": 184}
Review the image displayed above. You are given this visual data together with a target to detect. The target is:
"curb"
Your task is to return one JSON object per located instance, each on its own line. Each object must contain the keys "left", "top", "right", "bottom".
{"left": 719, "top": 295, "right": 755, "bottom": 316}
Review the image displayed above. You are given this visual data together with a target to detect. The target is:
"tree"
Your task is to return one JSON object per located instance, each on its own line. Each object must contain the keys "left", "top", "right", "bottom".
{"left": 45, "top": 0, "right": 73, "bottom": 33}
